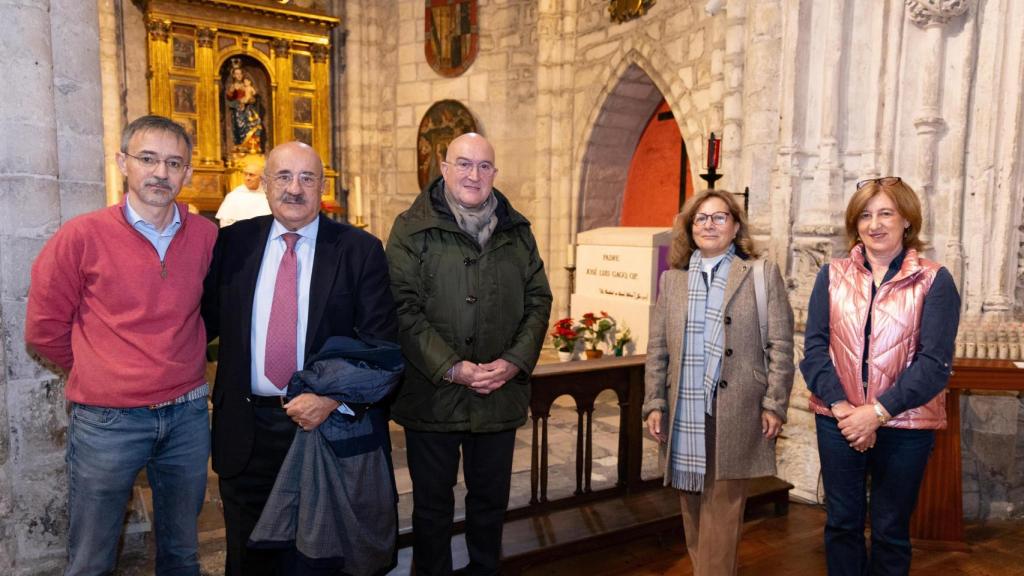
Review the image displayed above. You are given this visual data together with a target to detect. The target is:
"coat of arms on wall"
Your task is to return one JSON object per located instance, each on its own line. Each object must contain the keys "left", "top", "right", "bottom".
{"left": 608, "top": 0, "right": 657, "bottom": 24}
{"left": 417, "top": 100, "right": 477, "bottom": 189}
{"left": 425, "top": 0, "right": 478, "bottom": 77}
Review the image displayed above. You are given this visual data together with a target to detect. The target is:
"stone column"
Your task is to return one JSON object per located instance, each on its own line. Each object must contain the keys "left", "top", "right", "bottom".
{"left": 721, "top": 0, "right": 745, "bottom": 193}
{"left": 535, "top": 0, "right": 578, "bottom": 317}
{"left": 0, "top": 0, "right": 63, "bottom": 571}
{"left": 98, "top": 0, "right": 126, "bottom": 205}
{"left": 906, "top": 2, "right": 968, "bottom": 246}
{"left": 771, "top": 0, "right": 810, "bottom": 268}
{"left": 812, "top": 0, "right": 847, "bottom": 227}
{"left": 0, "top": 0, "right": 105, "bottom": 572}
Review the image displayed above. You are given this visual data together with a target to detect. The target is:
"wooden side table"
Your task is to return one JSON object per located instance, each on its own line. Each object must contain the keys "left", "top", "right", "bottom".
{"left": 909, "top": 359, "right": 1023, "bottom": 548}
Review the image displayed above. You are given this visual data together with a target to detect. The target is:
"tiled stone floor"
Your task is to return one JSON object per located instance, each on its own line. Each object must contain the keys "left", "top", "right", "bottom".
{"left": 117, "top": 357, "right": 661, "bottom": 575}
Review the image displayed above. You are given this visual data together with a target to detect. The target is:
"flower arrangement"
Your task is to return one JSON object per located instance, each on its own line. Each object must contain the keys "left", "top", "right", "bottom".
{"left": 613, "top": 327, "right": 632, "bottom": 356}
{"left": 577, "top": 311, "right": 616, "bottom": 351}
{"left": 549, "top": 318, "right": 581, "bottom": 352}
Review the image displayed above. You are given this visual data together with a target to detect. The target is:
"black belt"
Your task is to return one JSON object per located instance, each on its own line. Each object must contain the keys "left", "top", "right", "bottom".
{"left": 250, "top": 395, "right": 286, "bottom": 408}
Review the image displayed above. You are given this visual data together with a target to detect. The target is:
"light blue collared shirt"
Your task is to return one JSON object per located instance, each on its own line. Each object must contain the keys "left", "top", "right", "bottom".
{"left": 251, "top": 218, "right": 319, "bottom": 396}
{"left": 124, "top": 196, "right": 181, "bottom": 261}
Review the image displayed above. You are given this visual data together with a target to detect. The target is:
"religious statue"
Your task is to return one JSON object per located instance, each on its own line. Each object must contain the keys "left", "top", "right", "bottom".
{"left": 224, "top": 59, "right": 265, "bottom": 154}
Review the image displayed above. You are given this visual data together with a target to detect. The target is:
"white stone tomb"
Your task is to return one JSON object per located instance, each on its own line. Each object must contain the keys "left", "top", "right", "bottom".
{"left": 571, "top": 227, "right": 672, "bottom": 355}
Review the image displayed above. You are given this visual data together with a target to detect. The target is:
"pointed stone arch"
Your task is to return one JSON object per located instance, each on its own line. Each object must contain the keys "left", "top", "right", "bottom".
{"left": 574, "top": 45, "right": 704, "bottom": 233}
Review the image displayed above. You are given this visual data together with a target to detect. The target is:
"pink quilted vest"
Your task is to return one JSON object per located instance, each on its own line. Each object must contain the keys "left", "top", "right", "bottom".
{"left": 808, "top": 246, "right": 946, "bottom": 429}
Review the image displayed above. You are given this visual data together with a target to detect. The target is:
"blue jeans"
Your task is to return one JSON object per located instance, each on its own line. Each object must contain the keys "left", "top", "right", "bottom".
{"left": 65, "top": 396, "right": 210, "bottom": 576}
{"left": 815, "top": 415, "right": 935, "bottom": 576}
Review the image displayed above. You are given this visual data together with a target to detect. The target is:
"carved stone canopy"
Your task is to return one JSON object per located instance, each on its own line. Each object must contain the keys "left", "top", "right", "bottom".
{"left": 905, "top": 0, "right": 971, "bottom": 27}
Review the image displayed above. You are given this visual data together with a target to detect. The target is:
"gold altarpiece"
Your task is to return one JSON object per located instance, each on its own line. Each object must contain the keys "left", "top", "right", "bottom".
{"left": 136, "top": 0, "right": 339, "bottom": 211}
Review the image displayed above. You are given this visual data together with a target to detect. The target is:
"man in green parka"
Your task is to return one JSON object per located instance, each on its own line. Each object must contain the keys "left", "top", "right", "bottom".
{"left": 386, "top": 133, "right": 552, "bottom": 575}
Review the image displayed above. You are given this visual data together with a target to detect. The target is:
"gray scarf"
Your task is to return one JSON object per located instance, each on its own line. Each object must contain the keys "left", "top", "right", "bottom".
{"left": 443, "top": 183, "right": 499, "bottom": 247}
{"left": 669, "top": 244, "right": 735, "bottom": 492}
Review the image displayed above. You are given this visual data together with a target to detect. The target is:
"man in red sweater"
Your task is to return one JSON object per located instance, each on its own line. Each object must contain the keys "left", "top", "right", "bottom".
{"left": 25, "top": 115, "right": 217, "bottom": 576}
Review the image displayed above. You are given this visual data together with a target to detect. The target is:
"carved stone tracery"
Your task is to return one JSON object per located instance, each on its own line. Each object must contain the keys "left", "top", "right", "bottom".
{"left": 905, "top": 0, "right": 971, "bottom": 27}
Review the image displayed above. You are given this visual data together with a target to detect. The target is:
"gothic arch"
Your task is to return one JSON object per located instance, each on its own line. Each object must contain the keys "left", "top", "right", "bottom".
{"left": 574, "top": 44, "right": 705, "bottom": 233}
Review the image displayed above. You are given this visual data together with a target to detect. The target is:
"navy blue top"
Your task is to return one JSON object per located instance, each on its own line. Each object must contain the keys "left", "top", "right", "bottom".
{"left": 800, "top": 250, "right": 961, "bottom": 416}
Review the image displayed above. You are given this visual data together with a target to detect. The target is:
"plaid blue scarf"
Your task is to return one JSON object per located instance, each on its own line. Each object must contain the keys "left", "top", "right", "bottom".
{"left": 668, "top": 245, "right": 734, "bottom": 492}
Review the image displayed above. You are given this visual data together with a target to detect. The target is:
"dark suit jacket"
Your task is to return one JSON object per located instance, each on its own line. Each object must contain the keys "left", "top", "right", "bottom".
{"left": 202, "top": 214, "right": 398, "bottom": 479}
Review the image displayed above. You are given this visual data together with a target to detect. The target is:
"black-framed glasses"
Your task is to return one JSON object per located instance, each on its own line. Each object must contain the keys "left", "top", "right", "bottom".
{"left": 123, "top": 152, "right": 190, "bottom": 174}
{"left": 856, "top": 176, "right": 901, "bottom": 190}
{"left": 693, "top": 212, "right": 731, "bottom": 227}
{"left": 269, "top": 172, "right": 322, "bottom": 192}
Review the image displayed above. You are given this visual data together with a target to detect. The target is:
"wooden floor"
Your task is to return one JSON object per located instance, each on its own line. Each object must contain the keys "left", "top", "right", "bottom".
{"left": 519, "top": 503, "right": 1024, "bottom": 576}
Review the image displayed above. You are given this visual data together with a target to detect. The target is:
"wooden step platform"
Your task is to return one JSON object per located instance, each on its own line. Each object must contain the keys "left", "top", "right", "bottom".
{"left": 395, "top": 476, "right": 792, "bottom": 575}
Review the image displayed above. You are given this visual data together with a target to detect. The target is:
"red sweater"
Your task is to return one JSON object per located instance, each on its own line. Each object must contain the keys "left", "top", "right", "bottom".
{"left": 26, "top": 202, "right": 217, "bottom": 407}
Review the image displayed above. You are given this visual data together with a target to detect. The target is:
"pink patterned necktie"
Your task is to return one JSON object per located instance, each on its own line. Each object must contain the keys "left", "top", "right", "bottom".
{"left": 264, "top": 232, "right": 300, "bottom": 390}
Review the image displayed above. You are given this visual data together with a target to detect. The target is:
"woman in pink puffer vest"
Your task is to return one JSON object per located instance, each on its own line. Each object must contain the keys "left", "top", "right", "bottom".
{"left": 801, "top": 177, "right": 960, "bottom": 576}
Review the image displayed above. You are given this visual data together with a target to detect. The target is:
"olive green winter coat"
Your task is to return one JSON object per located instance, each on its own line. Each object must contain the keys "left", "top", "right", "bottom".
{"left": 386, "top": 178, "right": 552, "bottom": 433}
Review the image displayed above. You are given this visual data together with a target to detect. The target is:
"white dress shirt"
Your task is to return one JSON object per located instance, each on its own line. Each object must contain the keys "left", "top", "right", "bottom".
{"left": 250, "top": 218, "right": 318, "bottom": 396}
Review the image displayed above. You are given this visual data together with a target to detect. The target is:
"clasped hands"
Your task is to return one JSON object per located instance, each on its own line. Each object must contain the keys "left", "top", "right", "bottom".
{"left": 447, "top": 359, "right": 520, "bottom": 395}
{"left": 832, "top": 400, "right": 882, "bottom": 453}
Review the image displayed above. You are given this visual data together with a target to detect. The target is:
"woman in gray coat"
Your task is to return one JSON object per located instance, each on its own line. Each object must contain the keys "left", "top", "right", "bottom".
{"left": 642, "top": 189, "right": 794, "bottom": 576}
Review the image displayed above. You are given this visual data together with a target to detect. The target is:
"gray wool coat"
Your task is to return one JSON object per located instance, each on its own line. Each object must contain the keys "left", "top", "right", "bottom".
{"left": 642, "top": 257, "right": 795, "bottom": 481}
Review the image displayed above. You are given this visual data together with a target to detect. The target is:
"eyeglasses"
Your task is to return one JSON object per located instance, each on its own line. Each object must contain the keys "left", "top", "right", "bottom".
{"left": 123, "top": 152, "right": 189, "bottom": 175}
{"left": 446, "top": 159, "right": 496, "bottom": 176}
{"left": 856, "top": 176, "right": 901, "bottom": 190}
{"left": 269, "top": 172, "right": 322, "bottom": 192}
{"left": 693, "top": 212, "right": 731, "bottom": 227}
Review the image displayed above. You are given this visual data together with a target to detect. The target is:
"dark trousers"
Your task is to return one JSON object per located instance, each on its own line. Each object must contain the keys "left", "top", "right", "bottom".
{"left": 405, "top": 428, "right": 517, "bottom": 576}
{"left": 219, "top": 404, "right": 296, "bottom": 576}
{"left": 816, "top": 415, "right": 935, "bottom": 576}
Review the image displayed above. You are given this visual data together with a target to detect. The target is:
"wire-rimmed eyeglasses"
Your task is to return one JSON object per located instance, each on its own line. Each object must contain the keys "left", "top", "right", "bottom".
{"left": 123, "top": 152, "right": 190, "bottom": 175}
{"left": 445, "top": 159, "right": 496, "bottom": 177}
{"left": 269, "top": 172, "right": 323, "bottom": 192}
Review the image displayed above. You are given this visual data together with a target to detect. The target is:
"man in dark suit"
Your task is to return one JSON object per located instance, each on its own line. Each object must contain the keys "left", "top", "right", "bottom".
{"left": 202, "top": 141, "right": 398, "bottom": 575}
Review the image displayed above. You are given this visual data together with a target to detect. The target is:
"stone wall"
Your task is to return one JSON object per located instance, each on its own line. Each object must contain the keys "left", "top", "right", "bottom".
{"left": 962, "top": 395, "right": 1024, "bottom": 520}
{"left": 0, "top": 0, "right": 105, "bottom": 573}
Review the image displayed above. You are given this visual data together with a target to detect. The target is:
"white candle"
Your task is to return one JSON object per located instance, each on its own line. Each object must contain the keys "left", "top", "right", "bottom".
{"left": 352, "top": 176, "right": 363, "bottom": 219}
{"left": 567, "top": 244, "right": 575, "bottom": 267}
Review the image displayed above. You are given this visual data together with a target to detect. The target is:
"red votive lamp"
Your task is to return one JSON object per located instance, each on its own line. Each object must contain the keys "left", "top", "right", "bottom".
{"left": 707, "top": 132, "right": 721, "bottom": 170}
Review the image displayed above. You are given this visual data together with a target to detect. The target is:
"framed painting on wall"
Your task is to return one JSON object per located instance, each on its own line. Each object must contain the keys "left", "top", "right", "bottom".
{"left": 292, "top": 53, "right": 312, "bottom": 83}
{"left": 294, "top": 127, "right": 313, "bottom": 146}
{"left": 172, "top": 82, "right": 197, "bottom": 114}
{"left": 425, "top": 0, "right": 478, "bottom": 77}
{"left": 417, "top": 99, "right": 477, "bottom": 189}
{"left": 292, "top": 95, "right": 313, "bottom": 124}
{"left": 172, "top": 34, "right": 195, "bottom": 69}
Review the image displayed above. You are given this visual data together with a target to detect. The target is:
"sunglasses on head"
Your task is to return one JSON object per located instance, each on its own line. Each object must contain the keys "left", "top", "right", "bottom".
{"left": 856, "top": 176, "right": 901, "bottom": 190}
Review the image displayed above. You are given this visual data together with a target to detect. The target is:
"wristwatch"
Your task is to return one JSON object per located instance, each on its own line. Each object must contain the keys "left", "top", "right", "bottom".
{"left": 442, "top": 364, "right": 457, "bottom": 384}
{"left": 873, "top": 402, "right": 890, "bottom": 425}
